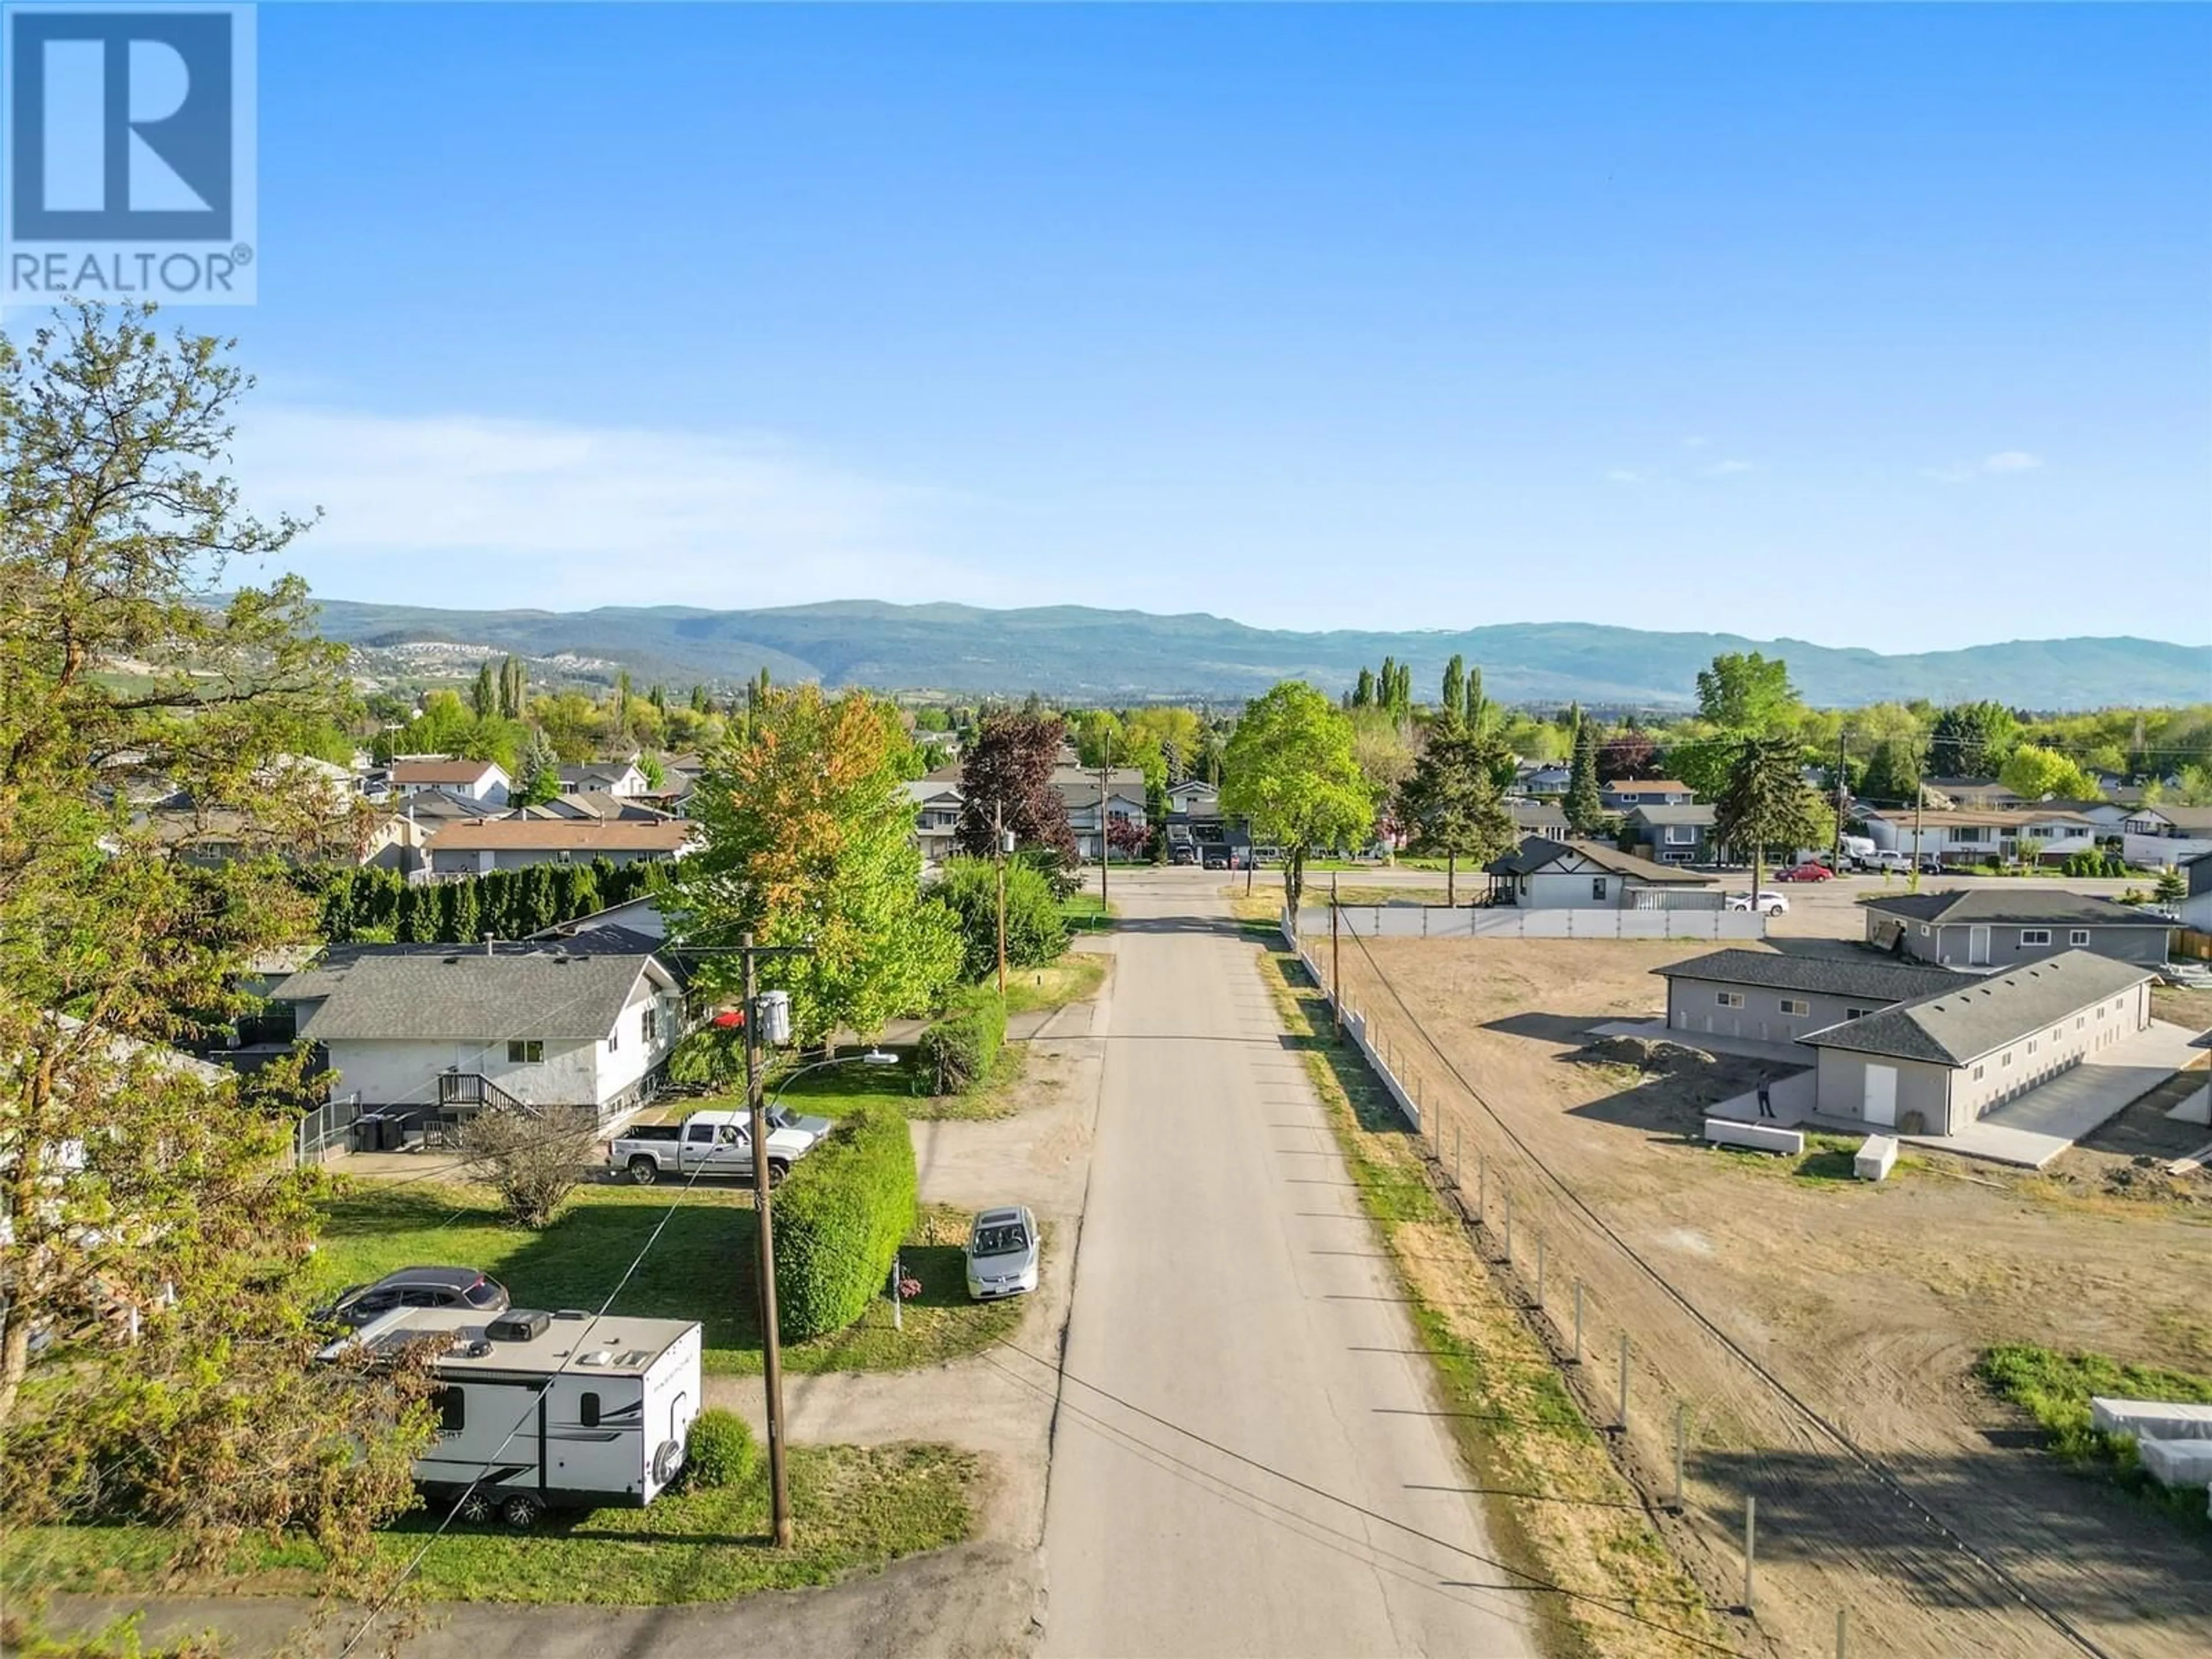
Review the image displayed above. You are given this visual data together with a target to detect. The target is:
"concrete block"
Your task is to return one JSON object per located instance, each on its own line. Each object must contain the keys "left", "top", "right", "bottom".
{"left": 2139, "top": 1438, "right": 2212, "bottom": 1488}
{"left": 1854, "top": 1135, "right": 1899, "bottom": 1182}
{"left": 2090, "top": 1397, "right": 2212, "bottom": 1441}
{"left": 1705, "top": 1118, "right": 1804, "bottom": 1156}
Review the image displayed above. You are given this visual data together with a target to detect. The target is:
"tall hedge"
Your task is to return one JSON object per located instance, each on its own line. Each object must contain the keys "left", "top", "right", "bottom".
{"left": 915, "top": 987, "right": 1006, "bottom": 1095}
{"left": 930, "top": 856, "right": 1067, "bottom": 982}
{"left": 771, "top": 1101, "right": 917, "bottom": 1342}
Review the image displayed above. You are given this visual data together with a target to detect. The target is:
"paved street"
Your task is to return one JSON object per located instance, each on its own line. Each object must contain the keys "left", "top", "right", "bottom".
{"left": 1039, "top": 871, "right": 1535, "bottom": 1658}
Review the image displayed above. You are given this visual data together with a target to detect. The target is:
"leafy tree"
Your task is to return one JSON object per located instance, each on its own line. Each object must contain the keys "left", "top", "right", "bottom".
{"left": 1440, "top": 654, "right": 1466, "bottom": 722}
{"left": 1999, "top": 744, "right": 2100, "bottom": 803}
{"left": 1596, "top": 726, "right": 1658, "bottom": 781}
{"left": 459, "top": 1108, "right": 598, "bottom": 1229}
{"left": 2175, "top": 764, "right": 2212, "bottom": 808}
{"left": 1929, "top": 701, "right": 2019, "bottom": 778}
{"left": 1859, "top": 737, "right": 1924, "bottom": 809}
{"left": 1352, "top": 666, "right": 1376, "bottom": 709}
{"left": 2013, "top": 836, "right": 2046, "bottom": 871}
{"left": 1124, "top": 706, "right": 1202, "bottom": 782}
{"left": 1221, "top": 683, "right": 1372, "bottom": 917}
{"left": 1695, "top": 651, "right": 1800, "bottom": 734}
{"left": 956, "top": 710, "right": 1080, "bottom": 865}
{"left": 639, "top": 752, "right": 666, "bottom": 790}
{"left": 930, "top": 857, "right": 1069, "bottom": 980}
{"left": 0, "top": 302, "right": 426, "bottom": 1563}
{"left": 665, "top": 686, "right": 961, "bottom": 1047}
{"left": 1396, "top": 714, "right": 1513, "bottom": 905}
{"left": 1564, "top": 715, "right": 1606, "bottom": 836}
{"left": 1465, "top": 664, "right": 1490, "bottom": 735}
{"left": 1348, "top": 706, "right": 1417, "bottom": 811}
{"left": 1073, "top": 708, "right": 1124, "bottom": 769}
{"left": 471, "top": 660, "right": 498, "bottom": 720}
{"left": 1714, "top": 736, "right": 1828, "bottom": 902}
{"left": 498, "top": 654, "right": 528, "bottom": 721}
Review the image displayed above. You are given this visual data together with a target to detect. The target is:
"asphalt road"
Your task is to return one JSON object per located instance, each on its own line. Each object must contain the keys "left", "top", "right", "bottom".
{"left": 1038, "top": 872, "right": 1536, "bottom": 1659}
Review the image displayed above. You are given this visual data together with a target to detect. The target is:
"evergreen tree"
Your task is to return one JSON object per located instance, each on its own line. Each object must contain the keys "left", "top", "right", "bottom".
{"left": 1440, "top": 655, "right": 1466, "bottom": 722}
{"left": 394, "top": 884, "right": 432, "bottom": 944}
{"left": 1714, "top": 736, "right": 1827, "bottom": 904}
{"left": 690, "top": 683, "right": 709, "bottom": 714}
{"left": 448, "top": 877, "right": 480, "bottom": 946}
{"left": 649, "top": 683, "right": 668, "bottom": 715}
{"left": 1564, "top": 715, "right": 1606, "bottom": 836}
{"left": 319, "top": 872, "right": 357, "bottom": 943}
{"left": 1396, "top": 713, "right": 1513, "bottom": 905}
{"left": 568, "top": 863, "right": 602, "bottom": 921}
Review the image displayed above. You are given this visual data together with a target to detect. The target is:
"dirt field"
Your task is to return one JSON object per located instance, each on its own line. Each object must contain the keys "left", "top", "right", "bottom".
{"left": 1323, "top": 933, "right": 2212, "bottom": 1659}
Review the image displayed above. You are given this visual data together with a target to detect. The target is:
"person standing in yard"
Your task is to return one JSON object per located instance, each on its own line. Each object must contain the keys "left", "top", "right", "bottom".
{"left": 1756, "top": 1074, "right": 1775, "bottom": 1119}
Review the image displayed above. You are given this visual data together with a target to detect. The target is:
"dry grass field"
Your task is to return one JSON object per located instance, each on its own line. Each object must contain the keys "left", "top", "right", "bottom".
{"left": 1323, "top": 933, "right": 2212, "bottom": 1659}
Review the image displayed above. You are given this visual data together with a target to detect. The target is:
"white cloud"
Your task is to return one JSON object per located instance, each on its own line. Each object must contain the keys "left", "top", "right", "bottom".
{"left": 1681, "top": 435, "right": 1710, "bottom": 450}
{"left": 1705, "top": 459, "right": 1753, "bottom": 476}
{"left": 230, "top": 406, "right": 992, "bottom": 609}
{"left": 1604, "top": 468, "right": 1647, "bottom": 484}
{"left": 1982, "top": 450, "right": 2041, "bottom": 474}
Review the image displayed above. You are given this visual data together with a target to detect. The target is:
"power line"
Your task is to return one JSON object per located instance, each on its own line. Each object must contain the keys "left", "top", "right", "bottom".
{"left": 1330, "top": 923, "right": 2110, "bottom": 1659}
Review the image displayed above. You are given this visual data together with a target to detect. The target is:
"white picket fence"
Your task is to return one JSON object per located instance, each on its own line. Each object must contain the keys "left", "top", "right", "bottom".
{"left": 1293, "top": 904, "right": 1767, "bottom": 941}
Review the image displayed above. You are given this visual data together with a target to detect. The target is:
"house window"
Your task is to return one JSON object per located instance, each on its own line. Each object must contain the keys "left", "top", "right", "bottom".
{"left": 1919, "top": 925, "right": 1931, "bottom": 937}
{"left": 1846, "top": 1007, "right": 1874, "bottom": 1021}
{"left": 434, "top": 1388, "right": 465, "bottom": 1433}
{"left": 1666, "top": 826, "right": 1696, "bottom": 845}
{"left": 1972, "top": 1064, "right": 1986, "bottom": 1081}
{"left": 2096, "top": 1006, "right": 2105, "bottom": 1020}
{"left": 2002, "top": 1051, "right": 2013, "bottom": 1068}
{"left": 2020, "top": 929, "right": 2052, "bottom": 946}
{"left": 1716, "top": 991, "right": 1744, "bottom": 1009}
{"left": 642, "top": 1006, "right": 659, "bottom": 1044}
{"left": 558, "top": 850, "right": 573, "bottom": 863}
{"left": 507, "top": 1040, "right": 543, "bottom": 1064}
{"left": 2027, "top": 1040, "right": 2038, "bottom": 1056}
{"left": 2076, "top": 1016, "right": 2086, "bottom": 1031}
{"left": 1592, "top": 877, "right": 1608, "bottom": 901}
{"left": 580, "top": 1392, "right": 601, "bottom": 1429}
{"left": 2069, "top": 930, "right": 2090, "bottom": 946}
{"left": 1779, "top": 999, "right": 1809, "bottom": 1017}
{"left": 609, "top": 1024, "right": 620, "bottom": 1052}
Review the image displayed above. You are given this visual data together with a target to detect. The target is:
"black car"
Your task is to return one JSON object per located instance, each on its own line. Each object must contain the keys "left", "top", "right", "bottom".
{"left": 1169, "top": 844, "right": 1199, "bottom": 866}
{"left": 318, "top": 1266, "right": 510, "bottom": 1330}
{"left": 1201, "top": 848, "right": 1229, "bottom": 869}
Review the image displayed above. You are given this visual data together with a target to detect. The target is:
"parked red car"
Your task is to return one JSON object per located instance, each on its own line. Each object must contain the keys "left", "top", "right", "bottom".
{"left": 1776, "top": 863, "right": 1834, "bottom": 882}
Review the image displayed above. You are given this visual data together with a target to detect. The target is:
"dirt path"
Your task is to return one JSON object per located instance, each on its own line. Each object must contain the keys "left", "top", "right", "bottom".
{"left": 1325, "top": 933, "right": 2212, "bottom": 1659}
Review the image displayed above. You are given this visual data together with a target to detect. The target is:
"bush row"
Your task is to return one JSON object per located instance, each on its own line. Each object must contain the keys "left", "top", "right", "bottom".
{"left": 915, "top": 986, "right": 1007, "bottom": 1096}
{"left": 771, "top": 1101, "right": 918, "bottom": 1342}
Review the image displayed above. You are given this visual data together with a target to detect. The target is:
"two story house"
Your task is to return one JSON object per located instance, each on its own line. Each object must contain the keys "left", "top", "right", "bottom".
{"left": 1622, "top": 803, "right": 1718, "bottom": 866}
{"left": 1600, "top": 779, "right": 1696, "bottom": 812}
{"left": 389, "top": 758, "right": 511, "bottom": 806}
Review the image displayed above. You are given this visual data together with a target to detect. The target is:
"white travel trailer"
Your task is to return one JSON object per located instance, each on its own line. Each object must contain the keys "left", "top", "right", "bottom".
{"left": 325, "top": 1305, "right": 701, "bottom": 1527}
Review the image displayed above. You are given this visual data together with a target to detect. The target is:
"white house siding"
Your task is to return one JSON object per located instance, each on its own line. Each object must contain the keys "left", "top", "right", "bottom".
{"left": 321, "top": 1036, "right": 599, "bottom": 1109}
{"left": 593, "top": 979, "right": 682, "bottom": 1112}
{"left": 1516, "top": 870, "right": 1719, "bottom": 911}
{"left": 1863, "top": 817, "right": 2094, "bottom": 865}
{"left": 2124, "top": 832, "right": 2212, "bottom": 871}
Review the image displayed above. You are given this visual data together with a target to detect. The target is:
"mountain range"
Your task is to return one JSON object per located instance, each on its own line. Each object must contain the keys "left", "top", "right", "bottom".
{"left": 310, "top": 599, "right": 2211, "bottom": 710}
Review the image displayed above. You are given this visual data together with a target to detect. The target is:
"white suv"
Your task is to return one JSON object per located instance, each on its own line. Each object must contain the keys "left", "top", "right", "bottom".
{"left": 1725, "top": 890, "right": 1790, "bottom": 915}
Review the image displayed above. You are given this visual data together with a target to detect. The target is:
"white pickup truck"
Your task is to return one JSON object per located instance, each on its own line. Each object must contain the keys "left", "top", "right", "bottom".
{"left": 610, "top": 1107, "right": 832, "bottom": 1187}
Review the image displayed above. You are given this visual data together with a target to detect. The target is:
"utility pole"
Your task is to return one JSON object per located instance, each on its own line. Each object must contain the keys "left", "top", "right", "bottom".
{"left": 1832, "top": 727, "right": 1847, "bottom": 873}
{"left": 1910, "top": 748, "right": 1926, "bottom": 896}
{"left": 994, "top": 799, "right": 1009, "bottom": 998}
{"left": 1098, "top": 732, "right": 1110, "bottom": 913}
{"left": 1330, "top": 873, "right": 1342, "bottom": 1039}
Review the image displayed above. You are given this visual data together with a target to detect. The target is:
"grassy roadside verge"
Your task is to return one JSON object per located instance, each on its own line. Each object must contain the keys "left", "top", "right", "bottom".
{"left": 1979, "top": 1344, "right": 2212, "bottom": 1535}
{"left": 6, "top": 1442, "right": 978, "bottom": 1607}
{"left": 1252, "top": 940, "right": 1727, "bottom": 1659}
{"left": 1003, "top": 952, "right": 1108, "bottom": 1016}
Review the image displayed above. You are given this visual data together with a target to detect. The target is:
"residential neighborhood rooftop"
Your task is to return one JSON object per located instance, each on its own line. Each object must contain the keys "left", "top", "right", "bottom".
{"left": 391, "top": 759, "right": 505, "bottom": 785}
{"left": 1654, "top": 949, "right": 1963, "bottom": 1003}
{"left": 423, "top": 820, "right": 695, "bottom": 854}
{"left": 1488, "top": 836, "right": 1718, "bottom": 884}
{"left": 1622, "top": 802, "right": 1716, "bottom": 825}
{"left": 1798, "top": 949, "right": 2156, "bottom": 1067}
{"left": 1859, "top": 889, "right": 2172, "bottom": 927}
{"left": 1860, "top": 807, "right": 2099, "bottom": 828}
{"left": 279, "top": 940, "right": 674, "bottom": 1041}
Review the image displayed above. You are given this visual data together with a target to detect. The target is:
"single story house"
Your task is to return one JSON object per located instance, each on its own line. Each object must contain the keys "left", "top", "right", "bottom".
{"left": 1799, "top": 950, "right": 2157, "bottom": 1136}
{"left": 558, "top": 762, "right": 651, "bottom": 798}
{"left": 1509, "top": 799, "right": 1570, "bottom": 840}
{"left": 2037, "top": 799, "right": 2132, "bottom": 839}
{"left": 1861, "top": 889, "right": 2171, "bottom": 971}
{"left": 1600, "top": 780, "right": 1696, "bottom": 811}
{"left": 1519, "top": 764, "right": 1572, "bottom": 797}
{"left": 1859, "top": 808, "right": 2099, "bottom": 867}
{"left": 271, "top": 931, "right": 685, "bottom": 1122}
{"left": 425, "top": 818, "right": 695, "bottom": 876}
{"left": 1623, "top": 803, "right": 1718, "bottom": 866}
{"left": 2122, "top": 806, "right": 2212, "bottom": 871}
{"left": 390, "top": 758, "right": 510, "bottom": 806}
{"left": 1657, "top": 949, "right": 1963, "bottom": 1046}
{"left": 1485, "top": 837, "right": 1723, "bottom": 911}
{"left": 2179, "top": 850, "right": 2212, "bottom": 933}
{"left": 518, "top": 790, "right": 672, "bottom": 823}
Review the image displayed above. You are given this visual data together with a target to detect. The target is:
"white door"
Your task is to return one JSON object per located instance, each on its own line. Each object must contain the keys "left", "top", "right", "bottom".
{"left": 1968, "top": 926, "right": 1991, "bottom": 966}
{"left": 1863, "top": 1064, "right": 1897, "bottom": 1127}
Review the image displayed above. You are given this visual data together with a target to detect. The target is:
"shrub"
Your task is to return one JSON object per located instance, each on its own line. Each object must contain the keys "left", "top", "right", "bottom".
{"left": 2103, "top": 853, "right": 2127, "bottom": 879}
{"left": 930, "top": 856, "right": 1069, "bottom": 982}
{"left": 458, "top": 1107, "right": 599, "bottom": 1229}
{"left": 666, "top": 1022, "right": 744, "bottom": 1090}
{"left": 915, "top": 986, "right": 1007, "bottom": 1095}
{"left": 684, "top": 1407, "right": 756, "bottom": 1488}
{"left": 771, "top": 1101, "right": 918, "bottom": 1341}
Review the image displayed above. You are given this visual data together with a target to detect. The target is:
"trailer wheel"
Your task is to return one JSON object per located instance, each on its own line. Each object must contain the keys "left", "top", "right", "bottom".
{"left": 627, "top": 1155, "right": 660, "bottom": 1186}
{"left": 652, "top": 1439, "right": 684, "bottom": 1486}
{"left": 456, "top": 1490, "right": 495, "bottom": 1525}
{"left": 499, "top": 1493, "right": 544, "bottom": 1531}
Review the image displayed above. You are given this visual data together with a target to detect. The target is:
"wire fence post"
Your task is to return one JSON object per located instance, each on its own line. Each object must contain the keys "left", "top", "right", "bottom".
{"left": 1502, "top": 1190, "right": 1513, "bottom": 1263}
{"left": 1618, "top": 1334, "right": 1631, "bottom": 1432}
{"left": 1673, "top": 1401, "right": 1687, "bottom": 1510}
{"left": 1835, "top": 1607, "right": 1849, "bottom": 1658}
{"left": 1743, "top": 1494, "right": 1758, "bottom": 1615}
{"left": 1477, "top": 1153, "right": 1486, "bottom": 1224}
{"left": 1453, "top": 1124, "right": 1462, "bottom": 1190}
{"left": 1535, "top": 1231, "right": 1545, "bottom": 1312}
{"left": 1573, "top": 1279, "right": 1584, "bottom": 1365}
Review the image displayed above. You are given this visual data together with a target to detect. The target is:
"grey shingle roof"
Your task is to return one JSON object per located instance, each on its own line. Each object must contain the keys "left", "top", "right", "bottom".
{"left": 1626, "top": 804, "right": 1716, "bottom": 827}
{"left": 1486, "top": 836, "right": 1716, "bottom": 885}
{"left": 1859, "top": 889, "right": 2171, "bottom": 928}
{"left": 1800, "top": 949, "right": 2155, "bottom": 1066}
{"left": 1656, "top": 949, "right": 1963, "bottom": 1004}
{"left": 275, "top": 937, "right": 672, "bottom": 1040}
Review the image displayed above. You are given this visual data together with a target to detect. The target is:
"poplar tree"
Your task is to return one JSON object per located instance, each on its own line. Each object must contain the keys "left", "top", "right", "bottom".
{"left": 1441, "top": 654, "right": 1466, "bottom": 722}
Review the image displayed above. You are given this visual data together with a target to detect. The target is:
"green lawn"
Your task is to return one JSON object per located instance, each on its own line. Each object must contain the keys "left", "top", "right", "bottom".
{"left": 1058, "top": 891, "right": 1113, "bottom": 932}
{"left": 312, "top": 1185, "right": 1024, "bottom": 1377}
{"left": 1001, "top": 953, "right": 1107, "bottom": 1016}
{"left": 7, "top": 1442, "right": 977, "bottom": 1606}
{"left": 1980, "top": 1343, "right": 2212, "bottom": 1532}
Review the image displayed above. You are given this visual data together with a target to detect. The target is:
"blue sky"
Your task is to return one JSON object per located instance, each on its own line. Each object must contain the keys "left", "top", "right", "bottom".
{"left": 113, "top": 5, "right": 2212, "bottom": 647}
